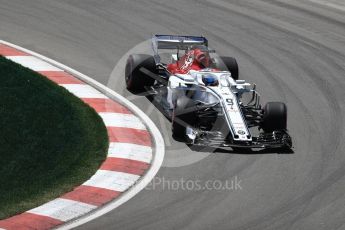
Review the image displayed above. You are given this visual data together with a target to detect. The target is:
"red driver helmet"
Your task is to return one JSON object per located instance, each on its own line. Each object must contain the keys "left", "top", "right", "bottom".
{"left": 191, "top": 45, "right": 211, "bottom": 68}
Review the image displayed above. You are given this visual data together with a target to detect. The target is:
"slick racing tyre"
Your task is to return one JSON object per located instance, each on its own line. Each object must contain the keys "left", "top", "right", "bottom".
{"left": 125, "top": 54, "right": 156, "bottom": 92}
{"left": 261, "top": 102, "right": 287, "bottom": 132}
{"left": 212, "top": 56, "right": 239, "bottom": 80}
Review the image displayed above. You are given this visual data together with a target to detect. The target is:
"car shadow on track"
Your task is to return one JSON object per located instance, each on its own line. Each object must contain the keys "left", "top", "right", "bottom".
{"left": 188, "top": 145, "right": 294, "bottom": 155}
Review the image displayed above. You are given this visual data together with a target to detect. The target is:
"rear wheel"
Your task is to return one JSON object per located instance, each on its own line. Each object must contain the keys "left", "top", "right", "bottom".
{"left": 261, "top": 102, "right": 287, "bottom": 132}
{"left": 212, "top": 56, "right": 239, "bottom": 80}
{"left": 125, "top": 54, "right": 156, "bottom": 93}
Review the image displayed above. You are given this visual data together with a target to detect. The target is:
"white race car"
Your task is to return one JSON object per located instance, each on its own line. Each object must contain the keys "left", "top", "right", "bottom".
{"left": 125, "top": 35, "right": 292, "bottom": 149}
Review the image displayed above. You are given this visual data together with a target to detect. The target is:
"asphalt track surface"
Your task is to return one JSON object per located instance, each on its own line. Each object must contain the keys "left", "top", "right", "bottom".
{"left": 1, "top": 0, "right": 345, "bottom": 229}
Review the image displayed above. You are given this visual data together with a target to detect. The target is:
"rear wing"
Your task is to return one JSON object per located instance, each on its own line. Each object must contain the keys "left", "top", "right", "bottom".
{"left": 152, "top": 34, "right": 208, "bottom": 63}
{"left": 152, "top": 35, "right": 208, "bottom": 50}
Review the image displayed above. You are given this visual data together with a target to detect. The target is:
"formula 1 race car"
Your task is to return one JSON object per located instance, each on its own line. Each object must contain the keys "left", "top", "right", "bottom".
{"left": 125, "top": 35, "right": 292, "bottom": 149}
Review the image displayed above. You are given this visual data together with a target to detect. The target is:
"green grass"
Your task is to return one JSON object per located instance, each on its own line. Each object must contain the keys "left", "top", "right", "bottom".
{"left": 0, "top": 56, "right": 108, "bottom": 219}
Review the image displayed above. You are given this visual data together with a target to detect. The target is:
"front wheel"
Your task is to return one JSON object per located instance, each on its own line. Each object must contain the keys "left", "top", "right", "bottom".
{"left": 261, "top": 102, "right": 287, "bottom": 132}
